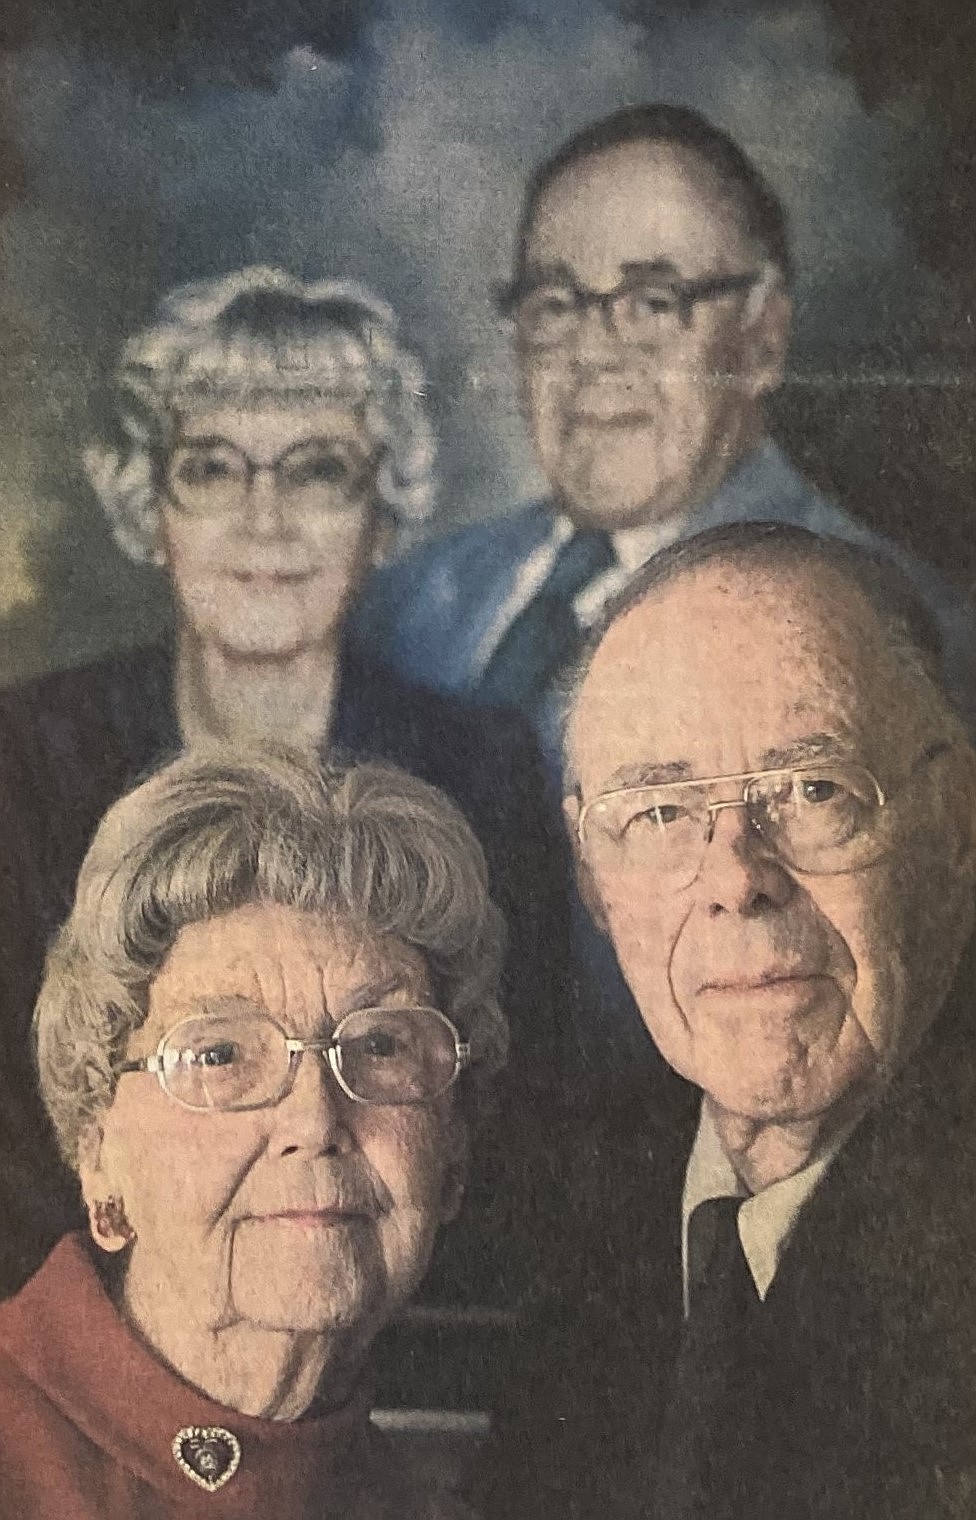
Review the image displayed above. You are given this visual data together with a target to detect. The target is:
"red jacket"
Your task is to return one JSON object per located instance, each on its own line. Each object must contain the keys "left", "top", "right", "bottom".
{"left": 0, "top": 1234, "right": 468, "bottom": 1519}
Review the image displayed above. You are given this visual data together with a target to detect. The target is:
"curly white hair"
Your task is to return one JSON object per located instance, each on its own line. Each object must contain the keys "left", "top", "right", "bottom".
{"left": 84, "top": 266, "right": 437, "bottom": 563}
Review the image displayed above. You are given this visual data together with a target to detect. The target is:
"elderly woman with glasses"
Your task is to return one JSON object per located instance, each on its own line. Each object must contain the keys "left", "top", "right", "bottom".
{"left": 0, "top": 750, "right": 505, "bottom": 1518}
{"left": 83, "top": 265, "right": 439, "bottom": 753}
{"left": 0, "top": 267, "right": 565, "bottom": 1291}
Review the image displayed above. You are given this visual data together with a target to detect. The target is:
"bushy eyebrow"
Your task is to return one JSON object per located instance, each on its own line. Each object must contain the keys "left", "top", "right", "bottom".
{"left": 519, "top": 258, "right": 682, "bottom": 291}
{"left": 335, "top": 974, "right": 414, "bottom": 1017}
{"left": 182, "top": 993, "right": 271, "bottom": 1021}
{"left": 758, "top": 734, "right": 849, "bottom": 769}
{"left": 620, "top": 259, "right": 682, "bottom": 280}
{"left": 601, "top": 734, "right": 850, "bottom": 791}
{"left": 603, "top": 760, "right": 693, "bottom": 789}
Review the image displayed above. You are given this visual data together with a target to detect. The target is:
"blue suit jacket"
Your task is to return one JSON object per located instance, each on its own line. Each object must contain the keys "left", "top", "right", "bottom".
{"left": 355, "top": 441, "right": 976, "bottom": 726}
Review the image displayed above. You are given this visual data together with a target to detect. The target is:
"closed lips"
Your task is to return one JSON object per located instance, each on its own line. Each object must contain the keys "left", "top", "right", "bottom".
{"left": 699, "top": 971, "right": 826, "bottom": 992}
{"left": 253, "top": 1208, "right": 373, "bottom": 1225}
{"left": 230, "top": 569, "right": 313, "bottom": 582}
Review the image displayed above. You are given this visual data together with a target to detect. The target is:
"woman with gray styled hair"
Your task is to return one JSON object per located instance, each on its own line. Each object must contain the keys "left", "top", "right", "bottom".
{"left": 0, "top": 750, "right": 505, "bottom": 1518}
{"left": 0, "top": 267, "right": 566, "bottom": 1296}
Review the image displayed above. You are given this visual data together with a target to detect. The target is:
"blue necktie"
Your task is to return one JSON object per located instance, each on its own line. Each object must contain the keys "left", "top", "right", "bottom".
{"left": 478, "top": 529, "right": 615, "bottom": 707}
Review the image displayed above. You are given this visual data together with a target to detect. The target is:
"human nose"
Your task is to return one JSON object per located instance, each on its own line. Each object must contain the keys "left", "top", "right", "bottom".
{"left": 571, "top": 296, "right": 628, "bottom": 364}
{"left": 696, "top": 802, "right": 795, "bottom": 917}
{"left": 273, "top": 1046, "right": 355, "bottom": 1158}
{"left": 245, "top": 467, "right": 294, "bottom": 539}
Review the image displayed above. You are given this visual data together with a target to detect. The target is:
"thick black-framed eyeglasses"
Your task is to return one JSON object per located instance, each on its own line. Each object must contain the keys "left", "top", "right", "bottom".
{"left": 497, "top": 262, "right": 763, "bottom": 349}
{"left": 163, "top": 435, "right": 377, "bottom": 520}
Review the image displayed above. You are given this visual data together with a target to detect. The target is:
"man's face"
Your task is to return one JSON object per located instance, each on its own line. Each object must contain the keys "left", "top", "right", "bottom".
{"left": 517, "top": 142, "right": 789, "bottom": 531}
{"left": 567, "top": 560, "right": 976, "bottom": 1124}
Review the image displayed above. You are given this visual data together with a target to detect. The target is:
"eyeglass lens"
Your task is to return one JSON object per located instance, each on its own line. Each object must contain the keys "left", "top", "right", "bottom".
{"left": 166, "top": 439, "right": 371, "bottom": 517}
{"left": 515, "top": 282, "right": 686, "bottom": 348}
{"left": 158, "top": 1006, "right": 460, "bottom": 1110}
{"left": 584, "top": 765, "right": 885, "bottom": 885}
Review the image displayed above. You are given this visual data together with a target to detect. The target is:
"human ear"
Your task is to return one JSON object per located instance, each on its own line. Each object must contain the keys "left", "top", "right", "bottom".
{"left": 77, "top": 1122, "right": 108, "bottom": 1210}
{"left": 563, "top": 792, "right": 610, "bottom": 936}
{"left": 77, "top": 1124, "right": 136, "bottom": 1253}
{"left": 742, "top": 282, "right": 792, "bottom": 400}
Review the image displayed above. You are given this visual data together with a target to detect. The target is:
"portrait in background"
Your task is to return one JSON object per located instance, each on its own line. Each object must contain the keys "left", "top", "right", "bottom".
{"left": 1, "top": 0, "right": 976, "bottom": 681}
{"left": 1, "top": 0, "right": 975, "bottom": 1512}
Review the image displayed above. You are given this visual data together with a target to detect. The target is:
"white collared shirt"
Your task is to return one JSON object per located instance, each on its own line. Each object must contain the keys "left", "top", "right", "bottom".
{"left": 680, "top": 1101, "right": 849, "bottom": 1314}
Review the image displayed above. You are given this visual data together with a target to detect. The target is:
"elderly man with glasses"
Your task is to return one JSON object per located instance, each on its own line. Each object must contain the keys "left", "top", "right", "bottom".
{"left": 475, "top": 522, "right": 976, "bottom": 1520}
{"left": 358, "top": 103, "right": 975, "bottom": 730}
{"left": 356, "top": 102, "right": 976, "bottom": 1076}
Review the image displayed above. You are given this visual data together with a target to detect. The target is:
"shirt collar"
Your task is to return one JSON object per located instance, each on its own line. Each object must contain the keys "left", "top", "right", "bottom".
{"left": 550, "top": 509, "right": 680, "bottom": 576}
{"left": 681, "top": 1100, "right": 849, "bottom": 1311}
{"left": 554, "top": 438, "right": 788, "bottom": 578}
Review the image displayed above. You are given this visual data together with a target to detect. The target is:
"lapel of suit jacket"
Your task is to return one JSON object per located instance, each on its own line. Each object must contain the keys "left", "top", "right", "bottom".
{"left": 751, "top": 952, "right": 976, "bottom": 1510}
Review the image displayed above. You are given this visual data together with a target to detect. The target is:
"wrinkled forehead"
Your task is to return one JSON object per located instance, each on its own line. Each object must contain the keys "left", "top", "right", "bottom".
{"left": 524, "top": 141, "right": 755, "bottom": 282}
{"left": 144, "top": 903, "right": 431, "bottom": 1034}
{"left": 569, "top": 560, "right": 928, "bottom": 792}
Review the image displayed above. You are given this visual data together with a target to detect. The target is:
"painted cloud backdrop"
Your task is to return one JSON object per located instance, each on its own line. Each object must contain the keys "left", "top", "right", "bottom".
{"left": 0, "top": 0, "right": 970, "bottom": 675}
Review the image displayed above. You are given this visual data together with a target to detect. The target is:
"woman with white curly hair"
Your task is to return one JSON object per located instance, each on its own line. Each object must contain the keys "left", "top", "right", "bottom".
{"left": 85, "top": 265, "right": 436, "bottom": 750}
{"left": 0, "top": 269, "right": 567, "bottom": 1297}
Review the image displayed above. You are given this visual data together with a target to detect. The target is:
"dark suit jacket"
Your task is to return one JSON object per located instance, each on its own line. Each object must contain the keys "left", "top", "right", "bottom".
{"left": 0, "top": 640, "right": 570, "bottom": 1304}
{"left": 477, "top": 949, "right": 976, "bottom": 1520}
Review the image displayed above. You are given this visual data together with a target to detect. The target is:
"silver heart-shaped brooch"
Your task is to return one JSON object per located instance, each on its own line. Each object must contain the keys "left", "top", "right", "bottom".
{"left": 172, "top": 1426, "right": 242, "bottom": 1492}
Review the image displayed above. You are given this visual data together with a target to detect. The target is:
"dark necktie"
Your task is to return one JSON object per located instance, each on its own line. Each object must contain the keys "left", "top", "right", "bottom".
{"left": 654, "top": 1197, "right": 762, "bottom": 1520}
{"left": 478, "top": 528, "right": 615, "bottom": 707}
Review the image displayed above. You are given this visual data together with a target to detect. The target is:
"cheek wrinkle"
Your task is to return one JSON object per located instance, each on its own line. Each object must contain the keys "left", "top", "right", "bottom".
{"left": 667, "top": 896, "right": 699, "bottom": 1036}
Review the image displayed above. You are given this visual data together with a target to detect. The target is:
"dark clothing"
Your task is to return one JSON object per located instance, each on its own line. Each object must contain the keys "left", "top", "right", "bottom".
{"left": 0, "top": 1233, "right": 468, "bottom": 1519}
{"left": 476, "top": 954, "right": 976, "bottom": 1520}
{"left": 0, "top": 641, "right": 569, "bottom": 1303}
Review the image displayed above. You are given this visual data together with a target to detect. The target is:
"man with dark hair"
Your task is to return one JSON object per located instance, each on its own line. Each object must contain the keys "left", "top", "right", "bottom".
{"left": 478, "top": 524, "right": 976, "bottom": 1520}
{"left": 356, "top": 103, "right": 972, "bottom": 730}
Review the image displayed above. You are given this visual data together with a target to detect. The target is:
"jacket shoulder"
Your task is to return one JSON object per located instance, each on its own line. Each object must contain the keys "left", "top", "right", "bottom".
{"left": 353, "top": 504, "right": 555, "bottom": 684}
{"left": 385, "top": 503, "right": 555, "bottom": 591}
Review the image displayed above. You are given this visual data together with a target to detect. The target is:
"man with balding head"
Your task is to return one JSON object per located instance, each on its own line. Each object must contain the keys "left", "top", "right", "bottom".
{"left": 478, "top": 524, "right": 976, "bottom": 1520}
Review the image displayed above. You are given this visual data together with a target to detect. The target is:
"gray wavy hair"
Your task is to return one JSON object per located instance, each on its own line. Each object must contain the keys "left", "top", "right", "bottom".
{"left": 34, "top": 751, "right": 508, "bottom": 1170}
{"left": 84, "top": 266, "right": 437, "bottom": 563}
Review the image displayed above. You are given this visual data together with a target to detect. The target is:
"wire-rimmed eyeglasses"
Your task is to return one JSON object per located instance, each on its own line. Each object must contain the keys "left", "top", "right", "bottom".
{"left": 576, "top": 760, "right": 892, "bottom": 891}
{"left": 163, "top": 435, "right": 377, "bottom": 521}
{"left": 497, "top": 261, "right": 764, "bottom": 351}
{"left": 118, "top": 1005, "right": 471, "bottom": 1112}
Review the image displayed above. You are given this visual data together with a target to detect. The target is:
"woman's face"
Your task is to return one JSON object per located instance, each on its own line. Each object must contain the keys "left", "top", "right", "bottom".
{"left": 157, "top": 400, "right": 381, "bottom": 658}
{"left": 81, "top": 904, "right": 465, "bottom": 1342}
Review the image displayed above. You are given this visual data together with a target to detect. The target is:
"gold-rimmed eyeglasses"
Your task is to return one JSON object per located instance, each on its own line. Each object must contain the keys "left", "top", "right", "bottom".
{"left": 118, "top": 1005, "right": 471, "bottom": 1112}
{"left": 575, "top": 760, "right": 894, "bottom": 891}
